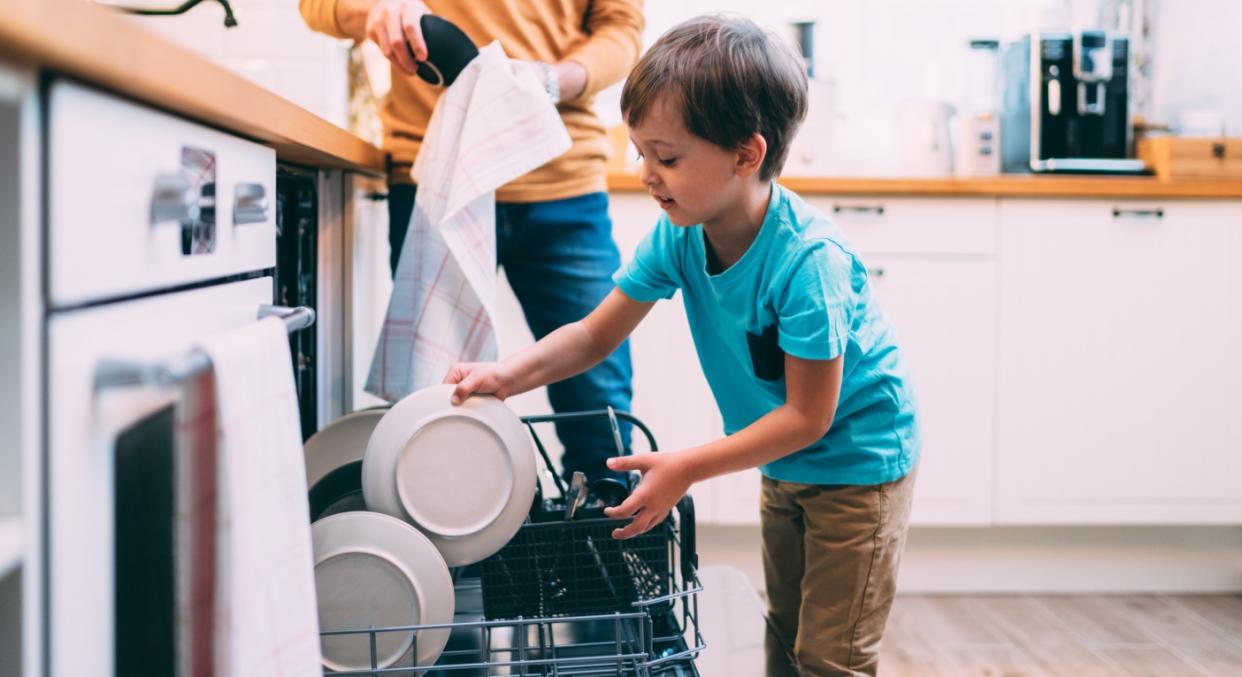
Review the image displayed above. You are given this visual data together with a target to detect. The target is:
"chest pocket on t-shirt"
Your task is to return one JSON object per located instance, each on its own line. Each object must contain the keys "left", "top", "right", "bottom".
{"left": 747, "top": 324, "right": 785, "bottom": 381}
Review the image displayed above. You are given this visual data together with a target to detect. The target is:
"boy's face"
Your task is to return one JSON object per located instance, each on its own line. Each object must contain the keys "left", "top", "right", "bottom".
{"left": 629, "top": 95, "right": 747, "bottom": 228}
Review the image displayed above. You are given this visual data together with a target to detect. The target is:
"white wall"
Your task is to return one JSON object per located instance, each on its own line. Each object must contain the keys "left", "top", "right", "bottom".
{"left": 127, "top": 0, "right": 349, "bottom": 128}
{"left": 599, "top": 0, "right": 1239, "bottom": 172}
{"left": 128, "top": 1, "right": 1240, "bottom": 146}
{"left": 1150, "top": 0, "right": 1242, "bottom": 134}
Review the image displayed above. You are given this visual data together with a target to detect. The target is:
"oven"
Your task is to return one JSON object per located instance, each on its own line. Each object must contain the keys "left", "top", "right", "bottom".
{"left": 43, "top": 80, "right": 313, "bottom": 677}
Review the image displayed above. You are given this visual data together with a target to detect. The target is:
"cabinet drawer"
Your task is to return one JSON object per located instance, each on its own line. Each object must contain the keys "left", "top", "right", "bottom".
{"left": 802, "top": 196, "right": 998, "bottom": 255}
{"left": 49, "top": 81, "right": 275, "bottom": 307}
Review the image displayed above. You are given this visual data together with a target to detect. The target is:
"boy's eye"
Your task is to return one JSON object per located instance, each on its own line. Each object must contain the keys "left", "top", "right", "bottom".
{"left": 658, "top": 157, "right": 678, "bottom": 167}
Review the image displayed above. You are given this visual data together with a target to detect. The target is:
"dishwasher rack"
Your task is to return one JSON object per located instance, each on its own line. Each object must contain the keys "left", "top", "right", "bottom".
{"left": 319, "top": 409, "right": 704, "bottom": 676}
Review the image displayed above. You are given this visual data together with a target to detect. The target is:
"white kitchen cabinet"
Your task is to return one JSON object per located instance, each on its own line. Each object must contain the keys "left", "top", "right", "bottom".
{"left": 612, "top": 193, "right": 1000, "bottom": 526}
{"left": 0, "top": 62, "right": 40, "bottom": 677}
{"left": 996, "top": 199, "right": 1242, "bottom": 523}
{"left": 345, "top": 173, "right": 393, "bottom": 412}
{"left": 693, "top": 249, "right": 1003, "bottom": 527}
{"left": 802, "top": 195, "right": 997, "bottom": 256}
{"left": 866, "top": 255, "right": 996, "bottom": 525}
{"left": 609, "top": 194, "right": 723, "bottom": 521}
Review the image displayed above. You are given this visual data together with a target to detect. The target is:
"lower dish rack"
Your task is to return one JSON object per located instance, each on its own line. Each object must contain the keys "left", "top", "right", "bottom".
{"left": 319, "top": 409, "right": 704, "bottom": 676}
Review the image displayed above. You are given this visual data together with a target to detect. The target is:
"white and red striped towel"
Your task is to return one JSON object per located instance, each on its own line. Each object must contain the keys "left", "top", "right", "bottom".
{"left": 200, "top": 316, "right": 322, "bottom": 677}
{"left": 365, "top": 42, "right": 572, "bottom": 402}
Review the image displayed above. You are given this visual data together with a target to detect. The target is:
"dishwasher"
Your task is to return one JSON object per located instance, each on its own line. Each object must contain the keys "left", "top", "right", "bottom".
{"left": 319, "top": 409, "right": 704, "bottom": 676}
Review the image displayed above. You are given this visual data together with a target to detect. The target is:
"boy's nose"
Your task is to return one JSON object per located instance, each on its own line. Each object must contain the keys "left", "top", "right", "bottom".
{"left": 638, "top": 160, "right": 659, "bottom": 189}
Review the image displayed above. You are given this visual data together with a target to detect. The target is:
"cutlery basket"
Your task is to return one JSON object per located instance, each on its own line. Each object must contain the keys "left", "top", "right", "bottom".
{"left": 481, "top": 409, "right": 698, "bottom": 621}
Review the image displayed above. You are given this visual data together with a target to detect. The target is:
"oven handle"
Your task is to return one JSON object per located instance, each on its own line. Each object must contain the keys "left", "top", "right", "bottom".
{"left": 94, "top": 304, "right": 315, "bottom": 390}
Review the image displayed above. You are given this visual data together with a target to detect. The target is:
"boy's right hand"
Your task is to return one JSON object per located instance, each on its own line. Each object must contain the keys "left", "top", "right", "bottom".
{"left": 443, "top": 362, "right": 515, "bottom": 405}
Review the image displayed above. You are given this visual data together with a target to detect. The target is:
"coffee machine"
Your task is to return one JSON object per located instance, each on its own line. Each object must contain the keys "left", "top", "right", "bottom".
{"left": 1000, "top": 31, "right": 1146, "bottom": 173}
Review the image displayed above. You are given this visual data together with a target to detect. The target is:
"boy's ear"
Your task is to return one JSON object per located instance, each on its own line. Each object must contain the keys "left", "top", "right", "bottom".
{"left": 734, "top": 133, "right": 768, "bottom": 178}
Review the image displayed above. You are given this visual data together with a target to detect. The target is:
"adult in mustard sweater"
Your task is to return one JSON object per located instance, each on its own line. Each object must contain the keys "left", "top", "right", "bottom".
{"left": 300, "top": 0, "right": 644, "bottom": 481}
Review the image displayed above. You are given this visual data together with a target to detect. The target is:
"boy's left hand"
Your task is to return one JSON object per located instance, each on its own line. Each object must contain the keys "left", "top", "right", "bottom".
{"left": 602, "top": 452, "right": 696, "bottom": 539}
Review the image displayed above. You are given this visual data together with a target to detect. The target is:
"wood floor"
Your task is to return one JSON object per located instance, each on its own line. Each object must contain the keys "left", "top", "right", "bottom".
{"left": 880, "top": 594, "right": 1242, "bottom": 677}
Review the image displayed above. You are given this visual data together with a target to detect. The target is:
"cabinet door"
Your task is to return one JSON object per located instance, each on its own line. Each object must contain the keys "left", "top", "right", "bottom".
{"left": 608, "top": 195, "right": 723, "bottom": 521}
{"left": 997, "top": 199, "right": 1242, "bottom": 523}
{"left": 867, "top": 256, "right": 996, "bottom": 525}
{"left": 703, "top": 256, "right": 998, "bottom": 527}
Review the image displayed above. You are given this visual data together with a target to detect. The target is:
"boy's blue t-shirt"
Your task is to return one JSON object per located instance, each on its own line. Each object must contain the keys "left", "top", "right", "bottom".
{"left": 613, "top": 183, "right": 919, "bottom": 486}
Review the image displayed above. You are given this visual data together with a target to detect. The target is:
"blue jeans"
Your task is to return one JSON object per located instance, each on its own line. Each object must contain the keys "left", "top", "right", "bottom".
{"left": 388, "top": 186, "right": 633, "bottom": 480}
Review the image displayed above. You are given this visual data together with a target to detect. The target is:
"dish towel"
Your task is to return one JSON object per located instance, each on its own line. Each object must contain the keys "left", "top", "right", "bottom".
{"left": 176, "top": 369, "right": 219, "bottom": 677}
{"left": 200, "top": 316, "right": 322, "bottom": 677}
{"left": 365, "top": 42, "right": 572, "bottom": 402}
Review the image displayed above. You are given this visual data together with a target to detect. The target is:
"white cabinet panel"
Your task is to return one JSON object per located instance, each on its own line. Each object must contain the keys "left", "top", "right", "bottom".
{"left": 802, "top": 196, "right": 998, "bottom": 255}
{"left": 867, "top": 256, "right": 996, "bottom": 525}
{"left": 610, "top": 194, "right": 722, "bottom": 521}
{"left": 610, "top": 194, "right": 999, "bottom": 526}
{"left": 997, "top": 199, "right": 1242, "bottom": 523}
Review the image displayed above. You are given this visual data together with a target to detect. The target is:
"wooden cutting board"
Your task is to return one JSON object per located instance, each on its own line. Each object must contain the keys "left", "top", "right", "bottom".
{"left": 1138, "top": 137, "right": 1242, "bottom": 179}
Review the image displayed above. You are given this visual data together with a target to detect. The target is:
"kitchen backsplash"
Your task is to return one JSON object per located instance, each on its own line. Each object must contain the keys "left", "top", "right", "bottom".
{"left": 126, "top": 0, "right": 1240, "bottom": 159}
{"left": 127, "top": 0, "right": 349, "bottom": 129}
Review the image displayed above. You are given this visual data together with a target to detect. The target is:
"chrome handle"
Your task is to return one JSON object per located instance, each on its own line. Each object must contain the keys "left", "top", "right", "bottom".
{"left": 150, "top": 171, "right": 199, "bottom": 225}
{"left": 832, "top": 204, "right": 886, "bottom": 215}
{"left": 258, "top": 304, "right": 316, "bottom": 331}
{"left": 1112, "top": 207, "right": 1164, "bottom": 219}
{"left": 94, "top": 304, "right": 315, "bottom": 391}
{"left": 233, "top": 182, "right": 269, "bottom": 225}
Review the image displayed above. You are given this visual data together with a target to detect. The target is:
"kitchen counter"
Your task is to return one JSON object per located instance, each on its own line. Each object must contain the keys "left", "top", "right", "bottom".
{"left": 607, "top": 172, "right": 1242, "bottom": 198}
{"left": 0, "top": 0, "right": 386, "bottom": 174}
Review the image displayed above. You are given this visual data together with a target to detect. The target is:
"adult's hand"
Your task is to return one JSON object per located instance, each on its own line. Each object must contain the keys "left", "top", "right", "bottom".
{"left": 365, "top": 0, "right": 430, "bottom": 77}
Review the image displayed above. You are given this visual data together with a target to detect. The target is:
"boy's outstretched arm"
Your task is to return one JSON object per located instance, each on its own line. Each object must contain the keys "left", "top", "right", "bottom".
{"left": 604, "top": 353, "right": 843, "bottom": 538}
{"left": 446, "top": 288, "right": 654, "bottom": 404}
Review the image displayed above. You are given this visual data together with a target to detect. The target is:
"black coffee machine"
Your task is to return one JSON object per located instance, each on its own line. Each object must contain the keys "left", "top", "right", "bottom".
{"left": 1000, "top": 31, "right": 1146, "bottom": 173}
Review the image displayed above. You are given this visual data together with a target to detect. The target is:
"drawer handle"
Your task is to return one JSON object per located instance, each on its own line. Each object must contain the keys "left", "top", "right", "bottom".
{"left": 150, "top": 171, "right": 199, "bottom": 225}
{"left": 867, "top": 267, "right": 886, "bottom": 278}
{"left": 833, "top": 204, "right": 886, "bottom": 215}
{"left": 1112, "top": 207, "right": 1164, "bottom": 219}
{"left": 234, "top": 182, "right": 269, "bottom": 225}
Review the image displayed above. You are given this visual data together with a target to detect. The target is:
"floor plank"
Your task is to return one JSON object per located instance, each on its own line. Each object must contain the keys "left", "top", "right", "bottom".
{"left": 1029, "top": 595, "right": 1154, "bottom": 644}
{"left": 1176, "top": 644, "right": 1242, "bottom": 676}
{"left": 873, "top": 595, "right": 1242, "bottom": 677}
{"left": 1092, "top": 645, "right": 1208, "bottom": 677}
{"left": 972, "top": 596, "right": 1118, "bottom": 677}
{"left": 1167, "top": 595, "right": 1242, "bottom": 648}
{"left": 1097, "top": 595, "right": 1226, "bottom": 648}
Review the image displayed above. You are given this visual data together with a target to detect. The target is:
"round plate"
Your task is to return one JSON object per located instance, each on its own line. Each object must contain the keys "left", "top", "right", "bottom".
{"left": 304, "top": 408, "right": 388, "bottom": 488}
{"left": 362, "top": 384, "right": 536, "bottom": 566}
{"left": 312, "top": 512, "right": 454, "bottom": 672}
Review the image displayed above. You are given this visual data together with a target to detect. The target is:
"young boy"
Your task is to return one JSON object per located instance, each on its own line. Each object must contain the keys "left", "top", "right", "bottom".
{"left": 446, "top": 15, "right": 919, "bottom": 677}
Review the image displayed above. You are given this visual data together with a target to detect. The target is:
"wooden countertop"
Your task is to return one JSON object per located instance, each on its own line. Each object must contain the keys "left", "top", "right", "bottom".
{"left": 607, "top": 172, "right": 1242, "bottom": 199}
{"left": 0, "top": 0, "right": 386, "bottom": 174}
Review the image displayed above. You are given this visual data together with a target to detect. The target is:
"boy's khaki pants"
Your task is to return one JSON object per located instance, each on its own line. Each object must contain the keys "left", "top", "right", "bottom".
{"left": 761, "top": 467, "right": 917, "bottom": 677}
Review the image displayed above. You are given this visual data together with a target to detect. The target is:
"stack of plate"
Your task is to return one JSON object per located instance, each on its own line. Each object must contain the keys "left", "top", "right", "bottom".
{"left": 303, "top": 384, "right": 538, "bottom": 672}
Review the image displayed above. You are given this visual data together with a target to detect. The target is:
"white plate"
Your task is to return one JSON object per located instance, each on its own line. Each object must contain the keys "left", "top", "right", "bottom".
{"left": 362, "top": 384, "right": 537, "bottom": 566}
{"left": 312, "top": 511, "right": 454, "bottom": 672}
{"left": 304, "top": 408, "right": 388, "bottom": 488}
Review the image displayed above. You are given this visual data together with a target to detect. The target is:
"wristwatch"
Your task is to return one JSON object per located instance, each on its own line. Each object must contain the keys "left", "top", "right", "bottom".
{"left": 537, "top": 61, "right": 560, "bottom": 103}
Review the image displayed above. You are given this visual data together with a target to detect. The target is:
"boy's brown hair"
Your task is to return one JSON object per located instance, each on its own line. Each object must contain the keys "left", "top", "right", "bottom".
{"left": 621, "top": 15, "right": 809, "bottom": 181}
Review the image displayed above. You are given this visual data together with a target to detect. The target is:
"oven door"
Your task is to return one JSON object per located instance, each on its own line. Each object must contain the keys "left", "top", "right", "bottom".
{"left": 46, "top": 277, "right": 277, "bottom": 677}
